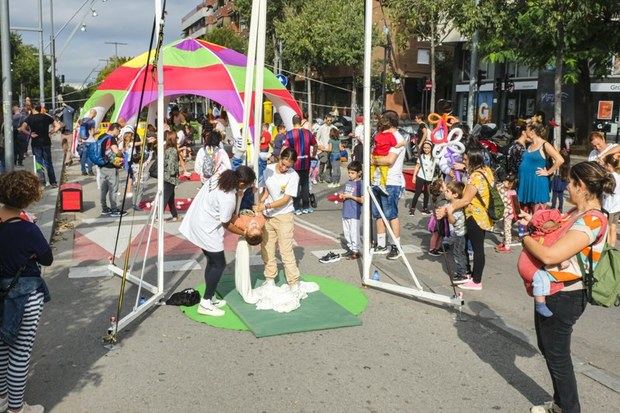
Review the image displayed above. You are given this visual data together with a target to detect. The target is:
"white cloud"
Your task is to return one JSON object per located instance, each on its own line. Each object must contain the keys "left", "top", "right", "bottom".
{"left": 8, "top": 0, "right": 194, "bottom": 83}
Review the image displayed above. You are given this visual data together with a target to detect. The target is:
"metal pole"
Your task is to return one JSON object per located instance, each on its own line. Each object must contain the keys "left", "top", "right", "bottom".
{"left": 466, "top": 0, "right": 479, "bottom": 128}
{"left": 1, "top": 0, "right": 14, "bottom": 171}
{"left": 155, "top": 0, "right": 165, "bottom": 296}
{"left": 241, "top": 0, "right": 259, "bottom": 161}
{"left": 362, "top": 0, "right": 372, "bottom": 284}
{"left": 252, "top": 0, "right": 267, "bottom": 174}
{"left": 50, "top": 0, "right": 56, "bottom": 111}
{"left": 37, "top": 0, "right": 45, "bottom": 106}
{"left": 306, "top": 68, "right": 312, "bottom": 126}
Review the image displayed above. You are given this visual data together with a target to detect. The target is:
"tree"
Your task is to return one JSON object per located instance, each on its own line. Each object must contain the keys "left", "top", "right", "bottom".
{"left": 4, "top": 32, "right": 54, "bottom": 102}
{"left": 382, "top": 0, "right": 460, "bottom": 113}
{"left": 457, "top": 0, "right": 620, "bottom": 146}
{"left": 94, "top": 56, "right": 131, "bottom": 86}
{"left": 202, "top": 26, "right": 247, "bottom": 53}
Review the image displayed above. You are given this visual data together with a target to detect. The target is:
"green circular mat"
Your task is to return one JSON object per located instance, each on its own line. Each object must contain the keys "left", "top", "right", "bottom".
{"left": 180, "top": 275, "right": 368, "bottom": 331}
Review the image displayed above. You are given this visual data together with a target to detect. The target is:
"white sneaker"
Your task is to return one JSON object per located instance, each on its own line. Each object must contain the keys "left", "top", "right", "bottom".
{"left": 11, "top": 402, "right": 45, "bottom": 413}
{"left": 530, "top": 401, "right": 561, "bottom": 413}
{"left": 211, "top": 297, "right": 227, "bottom": 308}
{"left": 197, "top": 302, "right": 225, "bottom": 317}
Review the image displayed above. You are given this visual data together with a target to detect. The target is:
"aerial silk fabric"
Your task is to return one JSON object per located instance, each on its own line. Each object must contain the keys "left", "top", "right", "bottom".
{"left": 234, "top": 239, "right": 319, "bottom": 313}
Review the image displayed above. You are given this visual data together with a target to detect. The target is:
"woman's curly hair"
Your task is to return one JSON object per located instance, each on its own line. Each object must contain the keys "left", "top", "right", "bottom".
{"left": 0, "top": 171, "right": 42, "bottom": 209}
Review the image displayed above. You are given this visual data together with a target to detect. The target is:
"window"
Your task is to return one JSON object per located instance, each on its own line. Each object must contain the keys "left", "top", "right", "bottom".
{"left": 417, "top": 49, "right": 430, "bottom": 65}
{"left": 612, "top": 54, "right": 620, "bottom": 76}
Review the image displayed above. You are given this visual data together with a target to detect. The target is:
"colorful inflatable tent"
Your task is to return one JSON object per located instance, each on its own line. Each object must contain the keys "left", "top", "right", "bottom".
{"left": 81, "top": 38, "right": 301, "bottom": 132}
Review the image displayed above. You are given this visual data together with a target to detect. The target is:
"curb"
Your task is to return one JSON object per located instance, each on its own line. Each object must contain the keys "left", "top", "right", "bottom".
{"left": 295, "top": 214, "right": 620, "bottom": 394}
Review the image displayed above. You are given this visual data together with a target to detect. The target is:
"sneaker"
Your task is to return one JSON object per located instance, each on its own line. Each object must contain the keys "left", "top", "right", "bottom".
{"left": 458, "top": 280, "right": 482, "bottom": 291}
{"left": 101, "top": 208, "right": 112, "bottom": 216}
{"left": 10, "top": 402, "right": 45, "bottom": 413}
{"left": 421, "top": 208, "right": 431, "bottom": 215}
{"left": 302, "top": 208, "right": 314, "bottom": 214}
{"left": 372, "top": 245, "right": 389, "bottom": 254}
{"left": 386, "top": 245, "right": 401, "bottom": 260}
{"left": 319, "top": 252, "right": 341, "bottom": 263}
{"left": 328, "top": 182, "right": 340, "bottom": 188}
{"left": 82, "top": 172, "right": 88, "bottom": 176}
{"left": 530, "top": 401, "right": 561, "bottom": 413}
{"left": 495, "top": 243, "right": 512, "bottom": 253}
{"left": 408, "top": 209, "right": 415, "bottom": 216}
{"left": 197, "top": 303, "right": 225, "bottom": 317}
{"left": 126, "top": 192, "right": 133, "bottom": 198}
{"left": 341, "top": 250, "right": 354, "bottom": 259}
{"left": 347, "top": 251, "right": 361, "bottom": 260}
{"left": 49, "top": 183, "right": 58, "bottom": 189}
{"left": 211, "top": 297, "right": 227, "bottom": 308}
{"left": 451, "top": 274, "right": 471, "bottom": 285}
{"left": 109, "top": 210, "right": 128, "bottom": 217}
{"left": 428, "top": 249, "right": 441, "bottom": 257}
{"left": 294, "top": 210, "right": 303, "bottom": 216}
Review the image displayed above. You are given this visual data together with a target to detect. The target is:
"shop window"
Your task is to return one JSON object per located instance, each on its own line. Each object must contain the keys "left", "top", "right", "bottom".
{"left": 417, "top": 49, "right": 430, "bottom": 65}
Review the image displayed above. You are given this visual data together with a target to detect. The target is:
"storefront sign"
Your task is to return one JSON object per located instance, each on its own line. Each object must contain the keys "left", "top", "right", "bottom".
{"left": 591, "top": 83, "right": 620, "bottom": 93}
{"left": 597, "top": 100, "right": 614, "bottom": 120}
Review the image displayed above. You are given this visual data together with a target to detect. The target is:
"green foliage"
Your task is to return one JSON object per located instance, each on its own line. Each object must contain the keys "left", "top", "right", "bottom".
{"left": 275, "top": 0, "right": 367, "bottom": 74}
{"left": 457, "top": 0, "right": 620, "bottom": 83}
{"left": 5, "top": 32, "right": 54, "bottom": 101}
{"left": 202, "top": 26, "right": 247, "bottom": 53}
{"left": 94, "top": 56, "right": 131, "bottom": 86}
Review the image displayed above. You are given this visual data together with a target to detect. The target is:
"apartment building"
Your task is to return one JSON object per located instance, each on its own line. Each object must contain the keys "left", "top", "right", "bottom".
{"left": 181, "top": 0, "right": 239, "bottom": 39}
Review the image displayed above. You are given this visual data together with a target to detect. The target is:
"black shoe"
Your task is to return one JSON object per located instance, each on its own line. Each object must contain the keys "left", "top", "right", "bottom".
{"left": 451, "top": 274, "right": 472, "bottom": 285}
{"left": 386, "top": 245, "right": 401, "bottom": 260}
{"left": 428, "top": 249, "right": 441, "bottom": 257}
{"left": 421, "top": 208, "right": 431, "bottom": 215}
{"left": 319, "top": 251, "right": 341, "bottom": 263}
{"left": 82, "top": 172, "right": 88, "bottom": 176}
{"left": 341, "top": 250, "right": 354, "bottom": 259}
{"left": 372, "top": 245, "right": 389, "bottom": 254}
{"left": 88, "top": 171, "right": 95, "bottom": 176}
{"left": 408, "top": 209, "right": 415, "bottom": 216}
{"left": 109, "top": 209, "right": 128, "bottom": 217}
{"left": 101, "top": 208, "right": 112, "bottom": 215}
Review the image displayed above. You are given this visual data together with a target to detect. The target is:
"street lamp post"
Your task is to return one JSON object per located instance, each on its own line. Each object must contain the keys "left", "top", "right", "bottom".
{"left": 1, "top": 0, "right": 14, "bottom": 171}
{"left": 50, "top": 0, "right": 57, "bottom": 111}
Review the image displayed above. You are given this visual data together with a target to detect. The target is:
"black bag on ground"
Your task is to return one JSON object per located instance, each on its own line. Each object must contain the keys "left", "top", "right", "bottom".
{"left": 309, "top": 193, "right": 317, "bottom": 209}
{"left": 165, "top": 288, "right": 201, "bottom": 306}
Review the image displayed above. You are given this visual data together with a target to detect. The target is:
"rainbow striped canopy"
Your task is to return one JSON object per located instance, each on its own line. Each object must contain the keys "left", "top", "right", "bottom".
{"left": 82, "top": 38, "right": 301, "bottom": 128}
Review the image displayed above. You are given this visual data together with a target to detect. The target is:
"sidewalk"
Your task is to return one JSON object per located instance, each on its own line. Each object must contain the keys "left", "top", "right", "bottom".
{"left": 20, "top": 132, "right": 66, "bottom": 244}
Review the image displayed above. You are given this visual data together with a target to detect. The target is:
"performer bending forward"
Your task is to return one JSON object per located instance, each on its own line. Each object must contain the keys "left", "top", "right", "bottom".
{"left": 254, "top": 148, "right": 302, "bottom": 294}
{"left": 179, "top": 166, "right": 256, "bottom": 317}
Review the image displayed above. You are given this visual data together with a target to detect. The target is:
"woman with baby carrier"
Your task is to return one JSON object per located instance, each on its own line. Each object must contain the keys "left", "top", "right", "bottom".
{"left": 519, "top": 161, "right": 613, "bottom": 413}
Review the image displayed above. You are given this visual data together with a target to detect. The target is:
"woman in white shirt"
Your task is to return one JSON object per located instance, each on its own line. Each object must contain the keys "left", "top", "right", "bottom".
{"left": 194, "top": 130, "right": 231, "bottom": 187}
{"left": 254, "top": 148, "right": 302, "bottom": 293}
{"left": 179, "top": 166, "right": 256, "bottom": 317}
{"left": 603, "top": 153, "right": 620, "bottom": 246}
{"left": 409, "top": 141, "right": 437, "bottom": 216}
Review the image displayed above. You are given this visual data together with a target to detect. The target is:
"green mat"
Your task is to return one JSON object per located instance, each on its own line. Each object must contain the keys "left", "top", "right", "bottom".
{"left": 181, "top": 274, "right": 367, "bottom": 337}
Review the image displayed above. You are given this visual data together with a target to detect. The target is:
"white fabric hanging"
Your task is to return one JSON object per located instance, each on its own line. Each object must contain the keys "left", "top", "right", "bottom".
{"left": 234, "top": 239, "right": 319, "bottom": 313}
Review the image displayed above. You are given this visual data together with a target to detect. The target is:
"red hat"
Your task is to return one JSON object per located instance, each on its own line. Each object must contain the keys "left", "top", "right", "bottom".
{"left": 355, "top": 115, "right": 364, "bottom": 124}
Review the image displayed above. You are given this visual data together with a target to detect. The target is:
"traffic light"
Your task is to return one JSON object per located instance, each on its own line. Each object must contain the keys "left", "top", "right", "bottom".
{"left": 476, "top": 69, "right": 487, "bottom": 90}
{"left": 495, "top": 78, "right": 503, "bottom": 91}
{"left": 60, "top": 74, "right": 65, "bottom": 84}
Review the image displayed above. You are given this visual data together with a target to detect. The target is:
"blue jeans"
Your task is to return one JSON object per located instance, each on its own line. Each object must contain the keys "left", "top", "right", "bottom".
{"left": 371, "top": 185, "right": 402, "bottom": 221}
{"left": 258, "top": 157, "right": 268, "bottom": 186}
{"left": 32, "top": 145, "right": 57, "bottom": 185}
{"left": 330, "top": 155, "right": 341, "bottom": 184}
{"left": 80, "top": 143, "right": 93, "bottom": 174}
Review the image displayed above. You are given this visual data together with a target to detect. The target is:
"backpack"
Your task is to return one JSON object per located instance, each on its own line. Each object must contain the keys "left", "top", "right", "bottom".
{"left": 474, "top": 171, "right": 505, "bottom": 223}
{"left": 165, "top": 288, "right": 201, "bottom": 306}
{"left": 87, "top": 134, "right": 113, "bottom": 166}
{"left": 79, "top": 122, "right": 89, "bottom": 139}
{"left": 201, "top": 147, "right": 217, "bottom": 180}
{"left": 577, "top": 212, "right": 620, "bottom": 307}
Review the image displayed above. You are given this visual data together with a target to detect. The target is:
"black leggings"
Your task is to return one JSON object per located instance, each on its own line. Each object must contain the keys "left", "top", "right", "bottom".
{"left": 465, "top": 217, "right": 487, "bottom": 283}
{"left": 410, "top": 177, "right": 430, "bottom": 211}
{"left": 163, "top": 181, "right": 178, "bottom": 218}
{"left": 202, "top": 250, "right": 226, "bottom": 300}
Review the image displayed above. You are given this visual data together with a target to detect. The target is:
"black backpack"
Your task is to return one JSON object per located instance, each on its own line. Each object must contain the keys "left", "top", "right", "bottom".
{"left": 164, "top": 288, "right": 201, "bottom": 306}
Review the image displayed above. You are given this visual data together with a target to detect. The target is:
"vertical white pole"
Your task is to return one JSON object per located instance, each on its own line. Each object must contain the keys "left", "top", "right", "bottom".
{"left": 155, "top": 0, "right": 165, "bottom": 294}
{"left": 362, "top": 0, "right": 373, "bottom": 283}
{"left": 306, "top": 68, "right": 312, "bottom": 126}
{"left": 241, "top": 0, "right": 260, "bottom": 164}
{"left": 37, "top": 0, "right": 45, "bottom": 105}
{"left": 252, "top": 0, "right": 267, "bottom": 174}
{"left": 50, "top": 0, "right": 56, "bottom": 111}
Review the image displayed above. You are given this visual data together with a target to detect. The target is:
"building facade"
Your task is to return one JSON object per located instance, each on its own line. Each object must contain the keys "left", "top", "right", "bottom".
{"left": 181, "top": 0, "right": 239, "bottom": 39}
{"left": 452, "top": 43, "right": 620, "bottom": 139}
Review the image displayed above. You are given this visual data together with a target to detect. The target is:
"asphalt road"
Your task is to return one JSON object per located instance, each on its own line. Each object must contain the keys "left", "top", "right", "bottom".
{"left": 24, "top": 160, "right": 620, "bottom": 412}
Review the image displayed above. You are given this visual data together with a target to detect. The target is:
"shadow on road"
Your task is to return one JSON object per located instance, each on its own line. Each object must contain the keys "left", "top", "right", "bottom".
{"left": 454, "top": 301, "right": 550, "bottom": 404}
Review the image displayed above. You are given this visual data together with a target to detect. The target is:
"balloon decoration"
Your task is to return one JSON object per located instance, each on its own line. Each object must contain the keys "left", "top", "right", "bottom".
{"left": 433, "top": 127, "right": 465, "bottom": 182}
{"left": 427, "top": 112, "right": 459, "bottom": 145}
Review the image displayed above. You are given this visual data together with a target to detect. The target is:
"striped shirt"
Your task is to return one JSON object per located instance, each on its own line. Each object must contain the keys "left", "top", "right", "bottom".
{"left": 283, "top": 128, "right": 317, "bottom": 170}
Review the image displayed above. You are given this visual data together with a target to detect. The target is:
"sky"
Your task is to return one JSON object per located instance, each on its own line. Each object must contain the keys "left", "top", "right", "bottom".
{"left": 9, "top": 0, "right": 196, "bottom": 85}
